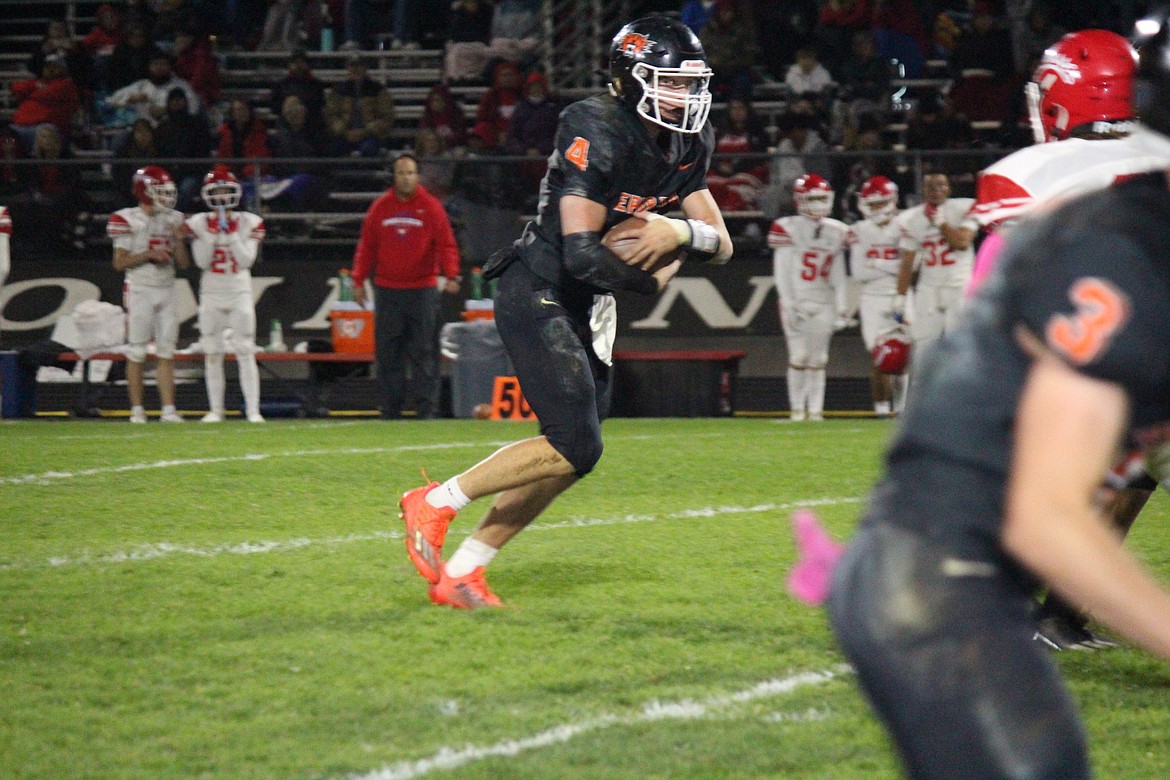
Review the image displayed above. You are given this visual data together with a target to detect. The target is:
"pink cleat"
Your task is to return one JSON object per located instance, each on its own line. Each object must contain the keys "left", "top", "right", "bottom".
{"left": 786, "top": 509, "right": 845, "bottom": 606}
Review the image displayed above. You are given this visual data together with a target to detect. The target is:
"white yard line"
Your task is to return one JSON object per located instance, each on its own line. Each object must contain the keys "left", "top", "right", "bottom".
{"left": 342, "top": 668, "right": 847, "bottom": 780}
{"left": 0, "top": 497, "right": 861, "bottom": 572}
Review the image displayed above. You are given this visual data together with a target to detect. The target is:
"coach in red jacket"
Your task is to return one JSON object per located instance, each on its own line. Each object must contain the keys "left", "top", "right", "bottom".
{"left": 353, "top": 152, "right": 461, "bottom": 419}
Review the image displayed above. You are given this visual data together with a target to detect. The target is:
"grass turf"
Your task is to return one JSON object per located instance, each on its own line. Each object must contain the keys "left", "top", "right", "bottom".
{"left": 2, "top": 418, "right": 1169, "bottom": 778}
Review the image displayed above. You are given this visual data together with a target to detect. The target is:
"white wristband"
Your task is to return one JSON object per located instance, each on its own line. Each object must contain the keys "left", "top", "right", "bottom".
{"left": 685, "top": 219, "right": 721, "bottom": 255}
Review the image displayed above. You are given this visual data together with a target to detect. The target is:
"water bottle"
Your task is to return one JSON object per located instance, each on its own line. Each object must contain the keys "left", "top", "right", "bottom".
{"left": 320, "top": 2, "right": 334, "bottom": 52}
{"left": 338, "top": 268, "right": 355, "bottom": 302}
{"left": 469, "top": 266, "right": 483, "bottom": 300}
{"left": 269, "top": 319, "right": 286, "bottom": 351}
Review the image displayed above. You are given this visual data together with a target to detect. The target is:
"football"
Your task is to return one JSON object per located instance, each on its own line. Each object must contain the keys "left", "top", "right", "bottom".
{"left": 601, "top": 216, "right": 685, "bottom": 272}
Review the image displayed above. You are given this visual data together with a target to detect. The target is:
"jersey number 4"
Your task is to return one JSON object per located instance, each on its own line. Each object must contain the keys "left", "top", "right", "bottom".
{"left": 1046, "top": 277, "right": 1129, "bottom": 365}
{"left": 565, "top": 137, "right": 590, "bottom": 172}
{"left": 210, "top": 247, "right": 239, "bottom": 274}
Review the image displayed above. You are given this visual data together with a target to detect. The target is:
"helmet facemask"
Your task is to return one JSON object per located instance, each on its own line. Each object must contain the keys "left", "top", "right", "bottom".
{"left": 797, "top": 192, "right": 833, "bottom": 219}
{"left": 148, "top": 181, "right": 178, "bottom": 210}
{"left": 626, "top": 60, "right": 713, "bottom": 134}
{"left": 859, "top": 196, "right": 896, "bottom": 225}
{"left": 202, "top": 181, "right": 241, "bottom": 210}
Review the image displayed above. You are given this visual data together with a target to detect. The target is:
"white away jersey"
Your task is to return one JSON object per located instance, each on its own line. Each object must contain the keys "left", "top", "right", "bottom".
{"left": 184, "top": 211, "right": 265, "bottom": 295}
{"left": 897, "top": 199, "right": 976, "bottom": 288}
{"left": 768, "top": 215, "right": 850, "bottom": 305}
{"left": 972, "top": 129, "right": 1170, "bottom": 229}
{"left": 848, "top": 218, "right": 902, "bottom": 295}
{"left": 107, "top": 206, "right": 186, "bottom": 288}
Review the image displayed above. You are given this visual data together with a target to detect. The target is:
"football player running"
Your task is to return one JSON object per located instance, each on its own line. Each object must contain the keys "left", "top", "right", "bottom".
{"left": 828, "top": 13, "right": 1170, "bottom": 776}
{"left": 968, "top": 29, "right": 1170, "bottom": 651}
{"left": 108, "top": 166, "right": 190, "bottom": 423}
{"left": 893, "top": 172, "right": 976, "bottom": 380}
{"left": 768, "top": 174, "right": 850, "bottom": 421}
{"left": 848, "top": 175, "right": 906, "bottom": 417}
{"left": 179, "top": 165, "right": 267, "bottom": 423}
{"left": 398, "top": 15, "right": 732, "bottom": 608}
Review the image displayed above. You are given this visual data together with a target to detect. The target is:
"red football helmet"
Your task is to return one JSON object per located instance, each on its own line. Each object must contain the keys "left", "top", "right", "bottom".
{"left": 857, "top": 176, "right": 899, "bottom": 224}
{"left": 872, "top": 327, "right": 910, "bottom": 374}
{"left": 201, "top": 164, "right": 242, "bottom": 210}
{"left": 1026, "top": 29, "right": 1136, "bottom": 143}
{"left": 132, "top": 165, "right": 177, "bottom": 210}
{"left": 794, "top": 173, "right": 834, "bottom": 219}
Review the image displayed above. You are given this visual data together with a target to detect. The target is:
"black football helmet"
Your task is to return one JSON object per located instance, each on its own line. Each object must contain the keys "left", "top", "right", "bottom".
{"left": 1133, "top": 8, "right": 1170, "bottom": 137}
{"left": 608, "top": 15, "right": 712, "bottom": 134}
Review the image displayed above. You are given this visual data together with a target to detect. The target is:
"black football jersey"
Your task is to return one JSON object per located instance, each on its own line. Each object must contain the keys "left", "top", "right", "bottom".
{"left": 515, "top": 93, "right": 714, "bottom": 295}
{"left": 874, "top": 173, "right": 1170, "bottom": 559}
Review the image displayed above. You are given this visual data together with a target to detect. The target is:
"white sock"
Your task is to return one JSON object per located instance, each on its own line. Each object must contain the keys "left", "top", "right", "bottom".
{"left": 204, "top": 354, "right": 226, "bottom": 413}
{"left": 162, "top": 404, "right": 177, "bottom": 415}
{"left": 446, "top": 537, "right": 497, "bottom": 578}
{"left": 892, "top": 374, "right": 908, "bottom": 414}
{"left": 807, "top": 368, "right": 827, "bottom": 417}
{"left": 238, "top": 352, "right": 261, "bottom": 417}
{"left": 786, "top": 367, "right": 805, "bottom": 415}
{"left": 874, "top": 400, "right": 891, "bottom": 416}
{"left": 131, "top": 404, "right": 145, "bottom": 415}
{"left": 426, "top": 476, "right": 471, "bottom": 510}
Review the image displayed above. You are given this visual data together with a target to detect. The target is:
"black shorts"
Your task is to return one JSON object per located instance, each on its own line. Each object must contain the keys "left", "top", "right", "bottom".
{"left": 493, "top": 260, "right": 612, "bottom": 471}
{"left": 828, "top": 522, "right": 1089, "bottom": 780}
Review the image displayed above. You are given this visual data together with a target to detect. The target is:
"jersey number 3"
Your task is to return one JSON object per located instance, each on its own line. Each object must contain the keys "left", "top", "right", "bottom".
{"left": 565, "top": 137, "right": 590, "bottom": 172}
{"left": 1045, "top": 277, "right": 1129, "bottom": 365}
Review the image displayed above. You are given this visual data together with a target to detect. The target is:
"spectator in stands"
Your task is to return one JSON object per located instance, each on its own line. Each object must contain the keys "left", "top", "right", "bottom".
{"left": 504, "top": 72, "right": 558, "bottom": 158}
{"left": 763, "top": 112, "right": 831, "bottom": 219}
{"left": 474, "top": 61, "right": 522, "bottom": 150}
{"left": 264, "top": 95, "right": 325, "bottom": 211}
{"left": 9, "top": 54, "right": 81, "bottom": 150}
{"left": 487, "top": 0, "right": 541, "bottom": 68}
{"left": 258, "top": 0, "right": 307, "bottom": 51}
{"left": 324, "top": 55, "right": 395, "bottom": 157}
{"left": 152, "top": 0, "right": 200, "bottom": 48}
{"left": 870, "top": 0, "right": 929, "bottom": 68}
{"left": 443, "top": 0, "right": 496, "bottom": 84}
{"left": 752, "top": 0, "right": 820, "bottom": 80}
{"left": 680, "top": 0, "right": 717, "bottom": 34}
{"left": 837, "top": 31, "right": 891, "bottom": 121}
{"left": 816, "top": 0, "right": 872, "bottom": 72}
{"left": 113, "top": 118, "right": 160, "bottom": 204}
{"left": 173, "top": 29, "right": 221, "bottom": 111}
{"left": 270, "top": 50, "right": 327, "bottom": 133}
{"left": 699, "top": 0, "right": 761, "bottom": 99}
{"left": 706, "top": 97, "right": 769, "bottom": 213}
{"left": 419, "top": 83, "right": 468, "bottom": 151}
{"left": 949, "top": 0, "right": 1016, "bottom": 79}
{"left": 836, "top": 111, "right": 901, "bottom": 222}
{"left": 903, "top": 91, "right": 969, "bottom": 150}
{"left": 83, "top": 4, "right": 125, "bottom": 58}
{"left": 413, "top": 127, "right": 455, "bottom": 200}
{"left": 107, "top": 23, "right": 163, "bottom": 92}
{"left": 155, "top": 87, "right": 213, "bottom": 209}
{"left": 106, "top": 52, "right": 201, "bottom": 126}
{"left": 785, "top": 46, "right": 836, "bottom": 104}
{"left": 216, "top": 98, "right": 271, "bottom": 179}
{"left": 29, "top": 20, "right": 93, "bottom": 94}
{"left": 7, "top": 125, "right": 92, "bottom": 250}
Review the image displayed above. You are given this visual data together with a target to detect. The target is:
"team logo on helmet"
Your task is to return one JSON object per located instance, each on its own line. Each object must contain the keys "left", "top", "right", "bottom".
{"left": 1036, "top": 51, "right": 1082, "bottom": 86}
{"left": 618, "top": 33, "right": 652, "bottom": 55}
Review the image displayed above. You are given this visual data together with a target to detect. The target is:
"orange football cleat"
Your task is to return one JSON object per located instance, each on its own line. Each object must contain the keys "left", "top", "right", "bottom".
{"left": 399, "top": 481, "right": 456, "bottom": 584}
{"left": 429, "top": 565, "right": 503, "bottom": 609}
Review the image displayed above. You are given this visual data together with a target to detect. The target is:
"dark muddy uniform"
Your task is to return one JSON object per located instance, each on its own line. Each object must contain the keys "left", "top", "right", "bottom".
{"left": 484, "top": 92, "right": 714, "bottom": 474}
{"left": 828, "top": 173, "right": 1170, "bottom": 779}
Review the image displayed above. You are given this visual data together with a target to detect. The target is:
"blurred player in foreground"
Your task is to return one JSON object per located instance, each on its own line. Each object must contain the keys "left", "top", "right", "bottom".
{"left": 108, "top": 166, "right": 189, "bottom": 423}
{"left": 827, "top": 13, "right": 1170, "bottom": 777}
{"left": 398, "top": 15, "right": 732, "bottom": 608}
{"left": 181, "top": 165, "right": 267, "bottom": 423}
{"left": 768, "top": 174, "right": 850, "bottom": 421}
{"left": 970, "top": 28, "right": 1170, "bottom": 650}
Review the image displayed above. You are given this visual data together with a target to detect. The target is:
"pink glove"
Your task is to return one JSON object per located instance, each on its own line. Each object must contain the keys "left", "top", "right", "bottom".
{"left": 786, "top": 509, "right": 845, "bottom": 606}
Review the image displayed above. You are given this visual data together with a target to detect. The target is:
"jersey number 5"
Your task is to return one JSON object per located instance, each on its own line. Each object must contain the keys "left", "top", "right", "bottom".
{"left": 1045, "top": 277, "right": 1129, "bottom": 365}
{"left": 210, "top": 247, "right": 239, "bottom": 274}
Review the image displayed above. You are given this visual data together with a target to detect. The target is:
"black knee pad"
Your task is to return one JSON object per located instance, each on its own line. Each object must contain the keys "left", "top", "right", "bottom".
{"left": 549, "top": 429, "right": 603, "bottom": 477}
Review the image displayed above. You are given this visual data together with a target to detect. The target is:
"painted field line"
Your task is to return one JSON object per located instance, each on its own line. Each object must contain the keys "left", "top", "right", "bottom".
{"left": 0, "top": 430, "right": 760, "bottom": 487}
{"left": 0, "top": 497, "right": 860, "bottom": 572}
{"left": 342, "top": 667, "right": 847, "bottom": 780}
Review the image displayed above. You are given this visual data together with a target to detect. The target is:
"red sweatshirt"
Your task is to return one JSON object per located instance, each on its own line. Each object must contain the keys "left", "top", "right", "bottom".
{"left": 352, "top": 184, "right": 460, "bottom": 289}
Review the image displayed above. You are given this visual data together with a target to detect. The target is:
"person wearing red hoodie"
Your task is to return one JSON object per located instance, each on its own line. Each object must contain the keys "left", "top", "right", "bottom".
{"left": 352, "top": 152, "right": 461, "bottom": 419}
{"left": 9, "top": 55, "right": 80, "bottom": 150}
{"left": 474, "top": 60, "right": 521, "bottom": 149}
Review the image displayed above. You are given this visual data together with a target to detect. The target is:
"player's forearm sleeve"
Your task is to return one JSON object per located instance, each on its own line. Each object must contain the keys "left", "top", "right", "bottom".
{"left": 229, "top": 235, "right": 260, "bottom": 268}
{"left": 563, "top": 232, "right": 658, "bottom": 295}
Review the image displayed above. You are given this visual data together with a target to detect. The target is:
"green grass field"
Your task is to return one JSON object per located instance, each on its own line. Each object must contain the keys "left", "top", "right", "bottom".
{"left": 3, "top": 418, "right": 1170, "bottom": 779}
